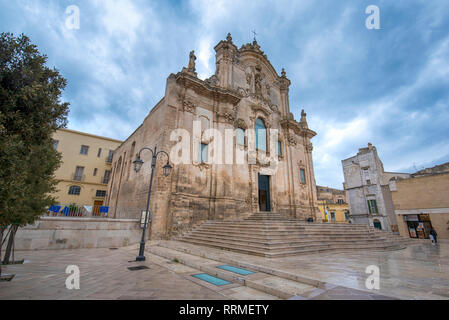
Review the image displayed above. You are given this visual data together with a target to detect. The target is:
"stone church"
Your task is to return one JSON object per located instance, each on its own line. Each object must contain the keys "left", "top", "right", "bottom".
{"left": 106, "top": 34, "right": 321, "bottom": 239}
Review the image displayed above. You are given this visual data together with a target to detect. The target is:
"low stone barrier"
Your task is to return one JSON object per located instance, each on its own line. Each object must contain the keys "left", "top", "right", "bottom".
{"left": 11, "top": 216, "right": 141, "bottom": 250}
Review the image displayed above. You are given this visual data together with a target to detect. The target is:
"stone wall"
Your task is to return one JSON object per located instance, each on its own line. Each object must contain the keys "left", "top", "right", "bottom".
{"left": 10, "top": 217, "right": 141, "bottom": 250}
{"left": 393, "top": 172, "right": 449, "bottom": 239}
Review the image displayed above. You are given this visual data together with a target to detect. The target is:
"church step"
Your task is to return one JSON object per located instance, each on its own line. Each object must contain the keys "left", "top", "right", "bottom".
{"left": 183, "top": 234, "right": 394, "bottom": 249}
{"left": 192, "top": 231, "right": 386, "bottom": 240}
{"left": 182, "top": 234, "right": 398, "bottom": 252}
{"left": 182, "top": 235, "right": 335, "bottom": 252}
{"left": 148, "top": 245, "right": 318, "bottom": 299}
{"left": 190, "top": 228, "right": 388, "bottom": 239}
{"left": 203, "top": 220, "right": 372, "bottom": 229}
{"left": 179, "top": 238, "right": 334, "bottom": 257}
{"left": 179, "top": 238, "right": 403, "bottom": 258}
{"left": 195, "top": 226, "right": 380, "bottom": 236}
{"left": 178, "top": 216, "right": 408, "bottom": 257}
{"left": 200, "top": 221, "right": 371, "bottom": 229}
{"left": 187, "top": 230, "right": 389, "bottom": 242}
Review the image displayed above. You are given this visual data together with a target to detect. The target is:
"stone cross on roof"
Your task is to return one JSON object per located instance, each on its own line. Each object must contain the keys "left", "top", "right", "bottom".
{"left": 252, "top": 30, "right": 257, "bottom": 42}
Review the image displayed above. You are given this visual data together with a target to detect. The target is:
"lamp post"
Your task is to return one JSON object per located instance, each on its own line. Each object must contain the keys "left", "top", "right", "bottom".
{"left": 133, "top": 146, "right": 172, "bottom": 262}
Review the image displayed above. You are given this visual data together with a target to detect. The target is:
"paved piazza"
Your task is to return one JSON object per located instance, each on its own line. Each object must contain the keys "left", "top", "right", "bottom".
{"left": 153, "top": 240, "right": 449, "bottom": 300}
{"left": 0, "top": 242, "right": 448, "bottom": 300}
{"left": 0, "top": 245, "right": 232, "bottom": 300}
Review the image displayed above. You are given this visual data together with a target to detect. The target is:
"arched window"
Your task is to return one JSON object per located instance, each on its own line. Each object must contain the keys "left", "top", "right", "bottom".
{"left": 255, "top": 118, "right": 266, "bottom": 151}
{"left": 68, "top": 186, "right": 81, "bottom": 195}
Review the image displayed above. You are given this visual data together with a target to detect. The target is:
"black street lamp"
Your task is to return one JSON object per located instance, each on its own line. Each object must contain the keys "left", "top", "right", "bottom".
{"left": 133, "top": 146, "right": 172, "bottom": 262}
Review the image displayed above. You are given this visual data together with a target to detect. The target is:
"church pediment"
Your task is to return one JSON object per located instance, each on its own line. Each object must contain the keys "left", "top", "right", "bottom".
{"left": 239, "top": 44, "right": 279, "bottom": 83}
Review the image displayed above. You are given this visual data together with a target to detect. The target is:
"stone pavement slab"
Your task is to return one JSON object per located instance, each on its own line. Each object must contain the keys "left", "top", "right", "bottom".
{"left": 155, "top": 240, "right": 449, "bottom": 300}
{"left": 0, "top": 246, "right": 228, "bottom": 300}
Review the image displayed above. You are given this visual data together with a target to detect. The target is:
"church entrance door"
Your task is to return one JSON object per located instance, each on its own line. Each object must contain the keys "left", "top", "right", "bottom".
{"left": 258, "top": 174, "right": 271, "bottom": 212}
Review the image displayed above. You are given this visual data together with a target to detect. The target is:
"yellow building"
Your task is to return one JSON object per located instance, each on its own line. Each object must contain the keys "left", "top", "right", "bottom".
{"left": 392, "top": 163, "right": 449, "bottom": 241}
{"left": 52, "top": 128, "right": 122, "bottom": 212}
{"left": 316, "top": 185, "right": 350, "bottom": 223}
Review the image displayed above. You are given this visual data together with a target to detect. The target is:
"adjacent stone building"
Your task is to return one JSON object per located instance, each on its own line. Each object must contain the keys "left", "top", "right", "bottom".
{"left": 316, "top": 185, "right": 350, "bottom": 223}
{"left": 393, "top": 162, "right": 449, "bottom": 241}
{"left": 342, "top": 143, "right": 410, "bottom": 232}
{"left": 106, "top": 34, "right": 321, "bottom": 239}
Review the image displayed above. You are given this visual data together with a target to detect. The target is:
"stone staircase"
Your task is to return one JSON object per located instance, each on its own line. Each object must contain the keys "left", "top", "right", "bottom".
{"left": 177, "top": 212, "right": 410, "bottom": 258}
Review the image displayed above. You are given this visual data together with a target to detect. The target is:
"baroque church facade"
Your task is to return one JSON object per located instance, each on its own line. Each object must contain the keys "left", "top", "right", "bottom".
{"left": 106, "top": 34, "right": 321, "bottom": 239}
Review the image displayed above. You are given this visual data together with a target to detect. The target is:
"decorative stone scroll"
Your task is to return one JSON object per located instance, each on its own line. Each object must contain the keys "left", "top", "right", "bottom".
{"left": 218, "top": 112, "right": 235, "bottom": 124}
{"left": 287, "top": 135, "right": 297, "bottom": 146}
{"left": 235, "top": 118, "right": 247, "bottom": 129}
{"left": 183, "top": 100, "right": 196, "bottom": 114}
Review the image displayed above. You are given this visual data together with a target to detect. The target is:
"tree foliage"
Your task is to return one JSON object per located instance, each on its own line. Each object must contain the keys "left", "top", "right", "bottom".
{"left": 0, "top": 32, "right": 69, "bottom": 230}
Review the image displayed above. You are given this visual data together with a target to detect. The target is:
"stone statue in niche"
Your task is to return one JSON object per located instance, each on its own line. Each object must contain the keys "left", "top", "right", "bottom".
{"left": 188, "top": 50, "right": 196, "bottom": 72}
{"left": 254, "top": 65, "right": 263, "bottom": 96}
{"left": 246, "top": 73, "right": 252, "bottom": 86}
{"left": 265, "top": 83, "right": 271, "bottom": 99}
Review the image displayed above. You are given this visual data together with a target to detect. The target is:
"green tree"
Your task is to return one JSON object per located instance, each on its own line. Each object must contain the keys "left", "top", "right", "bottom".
{"left": 0, "top": 33, "right": 69, "bottom": 270}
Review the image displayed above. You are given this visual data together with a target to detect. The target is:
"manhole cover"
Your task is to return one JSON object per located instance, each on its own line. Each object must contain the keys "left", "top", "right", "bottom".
{"left": 128, "top": 266, "right": 150, "bottom": 271}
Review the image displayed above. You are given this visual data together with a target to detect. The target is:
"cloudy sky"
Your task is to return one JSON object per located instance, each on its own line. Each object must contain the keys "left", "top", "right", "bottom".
{"left": 1, "top": 0, "right": 449, "bottom": 188}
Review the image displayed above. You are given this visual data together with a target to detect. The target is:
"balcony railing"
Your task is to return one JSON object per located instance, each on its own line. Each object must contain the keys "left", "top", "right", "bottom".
{"left": 46, "top": 204, "right": 110, "bottom": 218}
{"left": 46, "top": 205, "right": 143, "bottom": 220}
{"left": 105, "top": 155, "right": 113, "bottom": 164}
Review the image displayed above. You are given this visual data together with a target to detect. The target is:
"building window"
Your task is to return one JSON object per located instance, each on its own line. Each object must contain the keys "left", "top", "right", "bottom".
{"left": 68, "top": 186, "right": 81, "bottom": 195}
{"left": 367, "top": 199, "right": 379, "bottom": 214}
{"left": 53, "top": 140, "right": 59, "bottom": 150}
{"left": 93, "top": 168, "right": 98, "bottom": 176}
{"left": 106, "top": 150, "right": 114, "bottom": 163}
{"left": 236, "top": 128, "right": 245, "bottom": 145}
{"left": 255, "top": 118, "right": 267, "bottom": 151}
{"left": 344, "top": 211, "right": 350, "bottom": 221}
{"left": 300, "top": 168, "right": 306, "bottom": 184}
{"left": 97, "top": 148, "right": 102, "bottom": 157}
{"left": 337, "top": 199, "right": 343, "bottom": 204}
{"left": 330, "top": 212, "right": 336, "bottom": 222}
{"left": 199, "top": 143, "right": 208, "bottom": 163}
{"left": 103, "top": 170, "right": 111, "bottom": 184}
{"left": 74, "top": 166, "right": 84, "bottom": 181}
{"left": 366, "top": 179, "right": 371, "bottom": 185}
{"left": 277, "top": 140, "right": 282, "bottom": 156}
{"left": 96, "top": 190, "right": 107, "bottom": 197}
{"left": 80, "top": 145, "right": 89, "bottom": 155}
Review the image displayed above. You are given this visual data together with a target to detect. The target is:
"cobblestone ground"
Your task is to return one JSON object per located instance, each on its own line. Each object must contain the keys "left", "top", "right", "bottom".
{"left": 0, "top": 245, "right": 229, "bottom": 300}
